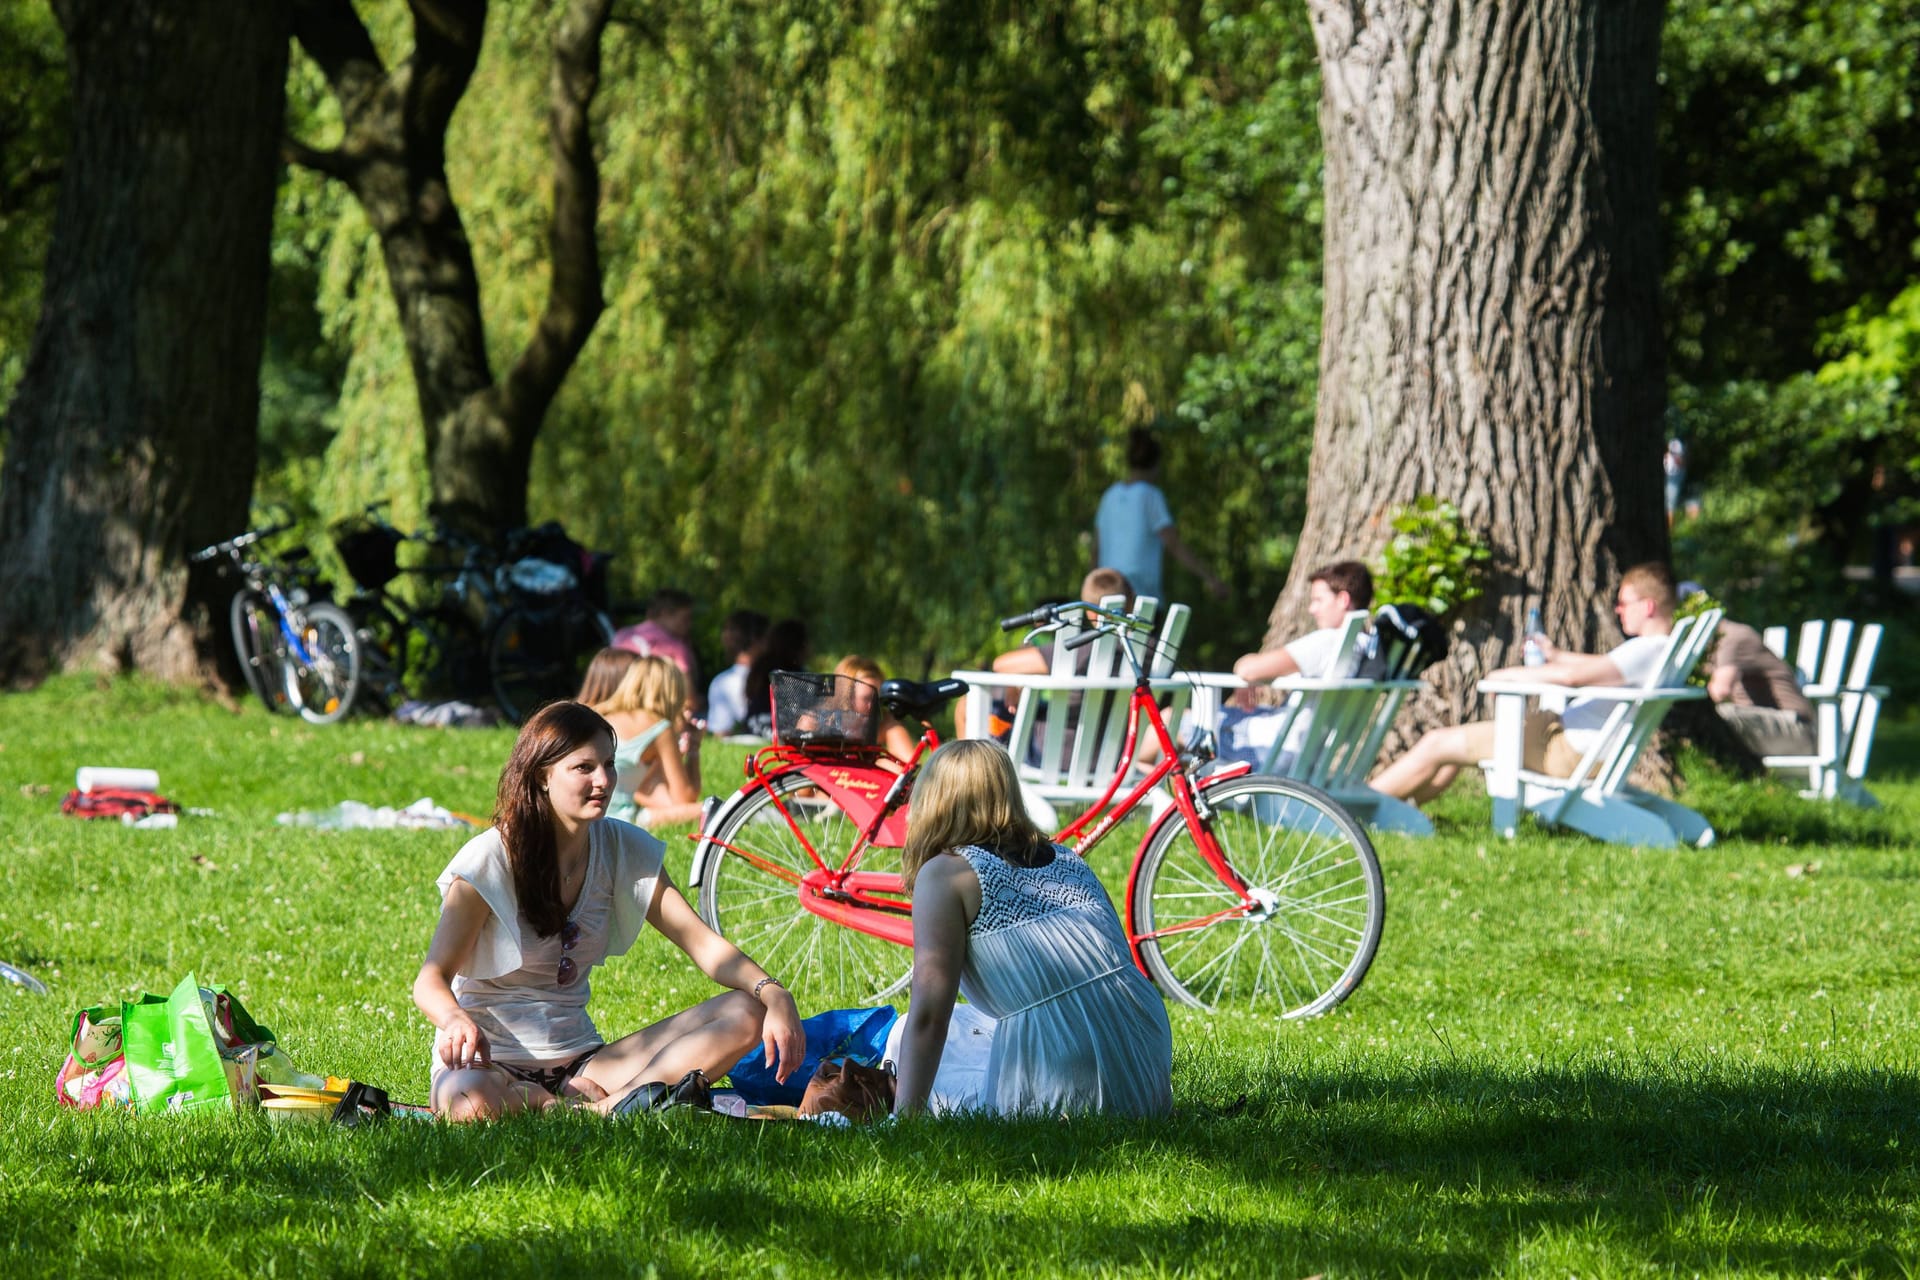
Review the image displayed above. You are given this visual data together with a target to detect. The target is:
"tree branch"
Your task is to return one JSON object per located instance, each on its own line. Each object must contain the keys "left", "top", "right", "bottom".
{"left": 501, "top": 0, "right": 612, "bottom": 427}
{"left": 404, "top": 0, "right": 487, "bottom": 157}
{"left": 280, "top": 136, "right": 357, "bottom": 180}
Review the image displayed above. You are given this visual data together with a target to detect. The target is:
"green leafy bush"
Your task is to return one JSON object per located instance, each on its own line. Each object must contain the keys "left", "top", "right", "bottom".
{"left": 1372, "top": 496, "right": 1492, "bottom": 617}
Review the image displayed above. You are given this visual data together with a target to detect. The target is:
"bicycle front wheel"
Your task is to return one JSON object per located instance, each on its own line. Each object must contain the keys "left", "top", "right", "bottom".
{"left": 489, "top": 601, "right": 614, "bottom": 724}
{"left": 282, "top": 601, "right": 362, "bottom": 725}
{"left": 228, "top": 589, "right": 288, "bottom": 713}
{"left": 695, "top": 769, "right": 912, "bottom": 1008}
{"left": 1131, "top": 774, "right": 1383, "bottom": 1019}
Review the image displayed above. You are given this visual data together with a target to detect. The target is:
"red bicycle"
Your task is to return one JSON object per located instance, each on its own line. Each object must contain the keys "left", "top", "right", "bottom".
{"left": 689, "top": 602, "right": 1384, "bottom": 1019}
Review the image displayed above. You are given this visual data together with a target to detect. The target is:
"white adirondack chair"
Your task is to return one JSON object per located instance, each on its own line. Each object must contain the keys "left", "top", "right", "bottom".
{"left": 1759, "top": 619, "right": 1887, "bottom": 806}
{"left": 1477, "top": 609, "right": 1723, "bottom": 848}
{"left": 1234, "top": 611, "right": 1433, "bottom": 835}
{"left": 951, "top": 596, "right": 1198, "bottom": 817}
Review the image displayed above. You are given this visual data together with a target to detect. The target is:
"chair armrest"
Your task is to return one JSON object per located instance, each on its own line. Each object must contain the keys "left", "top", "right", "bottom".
{"left": 1477, "top": 679, "right": 1706, "bottom": 703}
{"left": 1268, "top": 676, "right": 1426, "bottom": 693}
{"left": 947, "top": 671, "right": 1197, "bottom": 693}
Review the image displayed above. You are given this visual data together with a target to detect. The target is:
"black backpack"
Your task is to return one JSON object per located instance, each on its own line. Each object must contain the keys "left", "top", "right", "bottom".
{"left": 1349, "top": 603, "right": 1449, "bottom": 680}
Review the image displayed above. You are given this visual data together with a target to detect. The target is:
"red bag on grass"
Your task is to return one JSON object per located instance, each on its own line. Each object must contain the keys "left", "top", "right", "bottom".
{"left": 60, "top": 788, "right": 179, "bottom": 821}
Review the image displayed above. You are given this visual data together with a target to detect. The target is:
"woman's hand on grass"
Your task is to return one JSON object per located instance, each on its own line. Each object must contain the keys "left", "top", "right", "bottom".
{"left": 760, "top": 986, "right": 806, "bottom": 1083}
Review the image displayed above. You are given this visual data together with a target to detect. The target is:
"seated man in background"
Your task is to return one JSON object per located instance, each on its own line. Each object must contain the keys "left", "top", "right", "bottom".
{"left": 1688, "top": 588, "right": 1816, "bottom": 758}
{"left": 955, "top": 568, "right": 1132, "bottom": 741}
{"left": 1369, "top": 562, "right": 1678, "bottom": 806}
{"left": 1215, "top": 560, "right": 1374, "bottom": 768}
{"left": 705, "top": 609, "right": 769, "bottom": 737}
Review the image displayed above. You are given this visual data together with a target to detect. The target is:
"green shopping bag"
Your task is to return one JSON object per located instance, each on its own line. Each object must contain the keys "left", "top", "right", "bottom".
{"left": 121, "top": 973, "right": 272, "bottom": 1114}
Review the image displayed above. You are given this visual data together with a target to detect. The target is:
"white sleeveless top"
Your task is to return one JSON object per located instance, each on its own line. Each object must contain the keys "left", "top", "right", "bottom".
{"left": 432, "top": 819, "right": 664, "bottom": 1068}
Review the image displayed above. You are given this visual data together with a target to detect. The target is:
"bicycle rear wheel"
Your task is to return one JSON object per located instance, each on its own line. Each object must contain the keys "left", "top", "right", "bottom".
{"left": 489, "top": 599, "right": 614, "bottom": 724}
{"left": 1130, "top": 774, "right": 1383, "bottom": 1019}
{"left": 694, "top": 769, "right": 911, "bottom": 1008}
{"left": 282, "top": 601, "right": 362, "bottom": 725}
{"left": 228, "top": 589, "right": 288, "bottom": 713}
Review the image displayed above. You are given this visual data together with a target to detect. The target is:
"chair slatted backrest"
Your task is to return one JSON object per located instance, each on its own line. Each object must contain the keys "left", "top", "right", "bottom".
{"left": 1268, "top": 611, "right": 1373, "bottom": 786}
{"left": 1080, "top": 601, "right": 1191, "bottom": 791}
{"left": 1813, "top": 619, "right": 1854, "bottom": 692}
{"left": 1791, "top": 620, "right": 1826, "bottom": 683}
{"left": 1067, "top": 596, "right": 1157, "bottom": 791}
{"left": 1840, "top": 622, "right": 1884, "bottom": 779}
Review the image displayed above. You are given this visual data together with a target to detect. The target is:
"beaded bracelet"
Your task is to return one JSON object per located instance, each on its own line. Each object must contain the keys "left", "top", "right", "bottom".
{"left": 752, "top": 976, "right": 783, "bottom": 1000}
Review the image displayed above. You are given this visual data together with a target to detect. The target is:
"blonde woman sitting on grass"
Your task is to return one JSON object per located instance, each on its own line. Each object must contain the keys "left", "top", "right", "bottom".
{"left": 593, "top": 655, "right": 705, "bottom": 828}
{"left": 892, "top": 739, "right": 1173, "bottom": 1117}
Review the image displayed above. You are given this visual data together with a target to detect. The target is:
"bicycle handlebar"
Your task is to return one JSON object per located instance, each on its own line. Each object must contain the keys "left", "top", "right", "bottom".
{"left": 999, "top": 604, "right": 1064, "bottom": 632}
{"left": 191, "top": 523, "right": 291, "bottom": 563}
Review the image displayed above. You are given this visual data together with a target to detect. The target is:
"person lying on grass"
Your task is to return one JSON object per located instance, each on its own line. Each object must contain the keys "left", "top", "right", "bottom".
{"left": 893, "top": 739, "right": 1173, "bottom": 1117}
{"left": 414, "top": 700, "right": 804, "bottom": 1121}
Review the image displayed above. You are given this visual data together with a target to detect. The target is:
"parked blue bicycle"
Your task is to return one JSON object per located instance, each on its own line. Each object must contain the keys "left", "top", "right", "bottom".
{"left": 193, "top": 525, "right": 361, "bottom": 724}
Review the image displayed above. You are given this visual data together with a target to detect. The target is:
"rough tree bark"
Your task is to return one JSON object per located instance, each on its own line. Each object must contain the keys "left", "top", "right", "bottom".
{"left": 1271, "top": 1, "right": 1670, "bottom": 730}
{"left": 287, "top": 0, "right": 611, "bottom": 535}
{"left": 0, "top": 0, "right": 289, "bottom": 682}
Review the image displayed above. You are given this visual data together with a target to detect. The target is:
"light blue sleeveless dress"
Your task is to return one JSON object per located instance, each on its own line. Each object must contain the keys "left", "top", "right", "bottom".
{"left": 607, "top": 720, "right": 671, "bottom": 825}
{"left": 952, "top": 844, "right": 1174, "bottom": 1117}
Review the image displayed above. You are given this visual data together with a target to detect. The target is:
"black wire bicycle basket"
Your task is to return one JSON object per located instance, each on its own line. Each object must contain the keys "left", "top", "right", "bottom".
{"left": 332, "top": 519, "right": 405, "bottom": 591}
{"left": 770, "top": 671, "right": 879, "bottom": 748}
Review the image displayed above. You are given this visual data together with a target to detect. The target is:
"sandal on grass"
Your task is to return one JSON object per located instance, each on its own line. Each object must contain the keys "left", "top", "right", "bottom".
{"left": 611, "top": 1068, "right": 713, "bottom": 1118}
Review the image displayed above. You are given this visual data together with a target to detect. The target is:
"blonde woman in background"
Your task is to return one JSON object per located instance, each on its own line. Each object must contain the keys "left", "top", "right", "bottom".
{"left": 593, "top": 656, "right": 705, "bottom": 828}
{"left": 575, "top": 647, "right": 639, "bottom": 708}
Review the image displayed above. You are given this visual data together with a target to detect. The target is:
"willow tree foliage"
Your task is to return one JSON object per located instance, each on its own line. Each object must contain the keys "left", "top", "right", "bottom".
{"left": 287, "top": 0, "right": 1327, "bottom": 669}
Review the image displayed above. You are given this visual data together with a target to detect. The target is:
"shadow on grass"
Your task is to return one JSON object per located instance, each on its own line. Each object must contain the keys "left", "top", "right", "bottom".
{"left": 20, "top": 1061, "right": 1917, "bottom": 1275}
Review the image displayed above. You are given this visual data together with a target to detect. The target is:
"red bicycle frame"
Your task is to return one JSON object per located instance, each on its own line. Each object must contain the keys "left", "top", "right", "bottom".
{"left": 697, "top": 661, "right": 1271, "bottom": 967}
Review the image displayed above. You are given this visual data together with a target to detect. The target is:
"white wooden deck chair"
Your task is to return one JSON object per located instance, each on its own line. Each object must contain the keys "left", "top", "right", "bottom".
{"left": 1477, "top": 609, "right": 1722, "bottom": 848}
{"left": 1242, "top": 612, "right": 1433, "bottom": 836}
{"left": 952, "top": 597, "right": 1195, "bottom": 815}
{"left": 1760, "top": 620, "right": 1887, "bottom": 806}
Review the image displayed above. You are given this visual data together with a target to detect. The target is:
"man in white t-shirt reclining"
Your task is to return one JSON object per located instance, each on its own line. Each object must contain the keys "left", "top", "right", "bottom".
{"left": 1216, "top": 560, "right": 1374, "bottom": 768}
{"left": 1369, "top": 562, "right": 1678, "bottom": 807}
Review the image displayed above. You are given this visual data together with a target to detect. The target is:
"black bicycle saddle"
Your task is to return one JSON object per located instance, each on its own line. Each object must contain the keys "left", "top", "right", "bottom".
{"left": 880, "top": 677, "right": 968, "bottom": 719}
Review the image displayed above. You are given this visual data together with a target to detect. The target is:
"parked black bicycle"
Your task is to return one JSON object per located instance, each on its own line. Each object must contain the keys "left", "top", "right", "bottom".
{"left": 331, "top": 510, "right": 615, "bottom": 723}
{"left": 193, "top": 525, "right": 361, "bottom": 724}
{"left": 333, "top": 510, "right": 495, "bottom": 713}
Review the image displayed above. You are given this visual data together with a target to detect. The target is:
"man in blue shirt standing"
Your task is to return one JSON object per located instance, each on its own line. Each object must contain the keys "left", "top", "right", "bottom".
{"left": 1093, "top": 428, "right": 1227, "bottom": 605}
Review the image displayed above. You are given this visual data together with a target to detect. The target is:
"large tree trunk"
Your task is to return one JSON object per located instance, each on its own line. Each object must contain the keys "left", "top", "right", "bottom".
{"left": 0, "top": 0, "right": 288, "bottom": 682}
{"left": 289, "top": 0, "right": 609, "bottom": 536}
{"left": 1278, "top": 1, "right": 1670, "bottom": 731}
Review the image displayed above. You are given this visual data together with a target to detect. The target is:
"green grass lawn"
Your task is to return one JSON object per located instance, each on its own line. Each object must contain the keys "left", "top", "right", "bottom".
{"left": 2, "top": 675, "right": 1917, "bottom": 1277}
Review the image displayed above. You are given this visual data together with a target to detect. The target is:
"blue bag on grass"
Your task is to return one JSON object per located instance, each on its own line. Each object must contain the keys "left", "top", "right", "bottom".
{"left": 726, "top": 1005, "right": 898, "bottom": 1105}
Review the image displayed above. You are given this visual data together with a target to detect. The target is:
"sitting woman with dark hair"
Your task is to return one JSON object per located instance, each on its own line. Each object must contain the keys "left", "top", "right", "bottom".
{"left": 413, "top": 701, "right": 804, "bottom": 1121}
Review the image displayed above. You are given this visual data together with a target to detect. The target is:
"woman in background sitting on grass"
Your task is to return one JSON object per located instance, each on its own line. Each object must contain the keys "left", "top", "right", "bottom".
{"left": 892, "top": 739, "right": 1173, "bottom": 1117}
{"left": 592, "top": 655, "right": 705, "bottom": 828}
{"left": 414, "top": 701, "right": 804, "bottom": 1121}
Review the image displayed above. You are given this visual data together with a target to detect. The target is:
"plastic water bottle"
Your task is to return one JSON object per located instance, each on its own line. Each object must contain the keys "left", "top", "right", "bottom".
{"left": 1523, "top": 605, "right": 1545, "bottom": 667}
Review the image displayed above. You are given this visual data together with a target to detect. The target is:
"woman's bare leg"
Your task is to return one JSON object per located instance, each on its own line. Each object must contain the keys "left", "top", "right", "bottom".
{"left": 578, "top": 990, "right": 766, "bottom": 1113}
{"left": 432, "top": 1067, "right": 558, "bottom": 1122}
